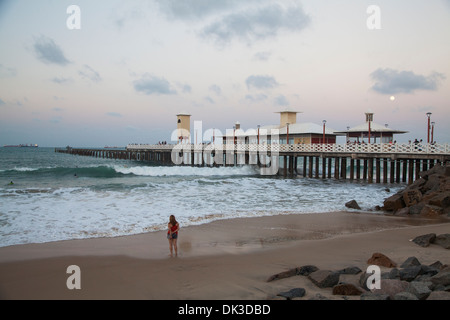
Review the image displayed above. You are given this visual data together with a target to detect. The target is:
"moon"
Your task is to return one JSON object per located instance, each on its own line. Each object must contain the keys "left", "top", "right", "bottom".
{"left": 390, "top": 96, "right": 396, "bottom": 101}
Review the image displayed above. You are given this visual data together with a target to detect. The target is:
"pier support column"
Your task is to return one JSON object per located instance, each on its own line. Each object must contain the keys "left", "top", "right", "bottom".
{"left": 322, "top": 157, "right": 327, "bottom": 179}
{"left": 376, "top": 158, "right": 381, "bottom": 183}
{"left": 368, "top": 158, "right": 373, "bottom": 183}
{"left": 349, "top": 159, "right": 354, "bottom": 181}
{"left": 334, "top": 157, "right": 340, "bottom": 179}
{"left": 309, "top": 156, "right": 313, "bottom": 178}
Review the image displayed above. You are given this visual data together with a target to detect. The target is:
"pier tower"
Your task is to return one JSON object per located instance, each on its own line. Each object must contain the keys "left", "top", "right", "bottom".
{"left": 177, "top": 113, "right": 191, "bottom": 143}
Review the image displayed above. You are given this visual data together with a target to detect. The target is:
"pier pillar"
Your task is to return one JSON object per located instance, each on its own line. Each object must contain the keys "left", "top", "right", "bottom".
{"left": 334, "top": 157, "right": 340, "bottom": 179}
{"left": 368, "top": 158, "right": 373, "bottom": 183}
{"left": 356, "top": 160, "right": 361, "bottom": 180}
{"left": 408, "top": 159, "right": 414, "bottom": 184}
{"left": 309, "top": 156, "right": 313, "bottom": 178}
{"left": 402, "top": 159, "right": 407, "bottom": 183}
{"left": 349, "top": 159, "right": 355, "bottom": 181}
{"left": 303, "top": 156, "right": 307, "bottom": 177}
{"left": 376, "top": 158, "right": 381, "bottom": 183}
{"left": 315, "top": 157, "right": 320, "bottom": 178}
{"left": 383, "top": 158, "right": 388, "bottom": 183}
{"left": 322, "top": 157, "right": 327, "bottom": 179}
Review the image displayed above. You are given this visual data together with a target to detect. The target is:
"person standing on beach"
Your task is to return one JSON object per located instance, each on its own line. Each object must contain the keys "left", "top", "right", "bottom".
{"left": 167, "top": 215, "right": 179, "bottom": 257}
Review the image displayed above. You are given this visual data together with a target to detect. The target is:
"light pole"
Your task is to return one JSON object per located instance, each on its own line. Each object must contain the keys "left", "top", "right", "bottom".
{"left": 286, "top": 123, "right": 290, "bottom": 145}
{"left": 431, "top": 122, "right": 435, "bottom": 143}
{"left": 322, "top": 120, "right": 327, "bottom": 144}
{"left": 426, "top": 112, "right": 432, "bottom": 143}
{"left": 257, "top": 125, "right": 260, "bottom": 145}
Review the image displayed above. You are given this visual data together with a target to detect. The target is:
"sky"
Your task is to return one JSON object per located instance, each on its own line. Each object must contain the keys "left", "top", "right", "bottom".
{"left": 0, "top": 0, "right": 449, "bottom": 147}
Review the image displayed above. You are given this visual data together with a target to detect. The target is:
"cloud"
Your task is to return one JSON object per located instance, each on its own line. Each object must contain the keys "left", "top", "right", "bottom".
{"left": 133, "top": 74, "right": 177, "bottom": 95}
{"left": 204, "top": 96, "right": 215, "bottom": 104}
{"left": 0, "top": 64, "right": 17, "bottom": 78}
{"left": 245, "top": 94, "right": 268, "bottom": 102}
{"left": 370, "top": 68, "right": 446, "bottom": 95}
{"left": 51, "top": 77, "right": 73, "bottom": 85}
{"left": 32, "top": 36, "right": 70, "bottom": 66}
{"left": 274, "top": 95, "right": 289, "bottom": 107}
{"left": 78, "top": 65, "right": 102, "bottom": 83}
{"left": 246, "top": 75, "right": 279, "bottom": 90}
{"left": 154, "top": 0, "right": 248, "bottom": 21}
{"left": 209, "top": 84, "right": 222, "bottom": 96}
{"left": 200, "top": 2, "right": 310, "bottom": 45}
{"left": 253, "top": 51, "right": 271, "bottom": 61}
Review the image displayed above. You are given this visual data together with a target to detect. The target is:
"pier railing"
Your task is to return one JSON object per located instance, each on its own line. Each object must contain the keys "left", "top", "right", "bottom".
{"left": 126, "top": 143, "right": 450, "bottom": 155}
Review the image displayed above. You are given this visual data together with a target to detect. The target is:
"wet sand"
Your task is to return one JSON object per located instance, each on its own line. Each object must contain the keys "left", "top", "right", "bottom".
{"left": 0, "top": 211, "right": 449, "bottom": 300}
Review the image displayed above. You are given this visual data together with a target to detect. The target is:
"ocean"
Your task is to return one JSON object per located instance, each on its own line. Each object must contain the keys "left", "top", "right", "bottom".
{"left": 0, "top": 147, "right": 404, "bottom": 247}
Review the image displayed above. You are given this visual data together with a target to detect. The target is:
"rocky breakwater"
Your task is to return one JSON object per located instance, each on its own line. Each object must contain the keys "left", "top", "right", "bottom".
{"left": 383, "top": 163, "right": 450, "bottom": 218}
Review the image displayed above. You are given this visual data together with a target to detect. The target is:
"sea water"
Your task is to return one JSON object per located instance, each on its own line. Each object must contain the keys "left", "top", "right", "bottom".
{"left": 0, "top": 147, "right": 404, "bottom": 247}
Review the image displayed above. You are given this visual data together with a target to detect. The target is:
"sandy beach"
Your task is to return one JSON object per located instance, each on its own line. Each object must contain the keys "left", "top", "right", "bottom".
{"left": 0, "top": 211, "right": 449, "bottom": 300}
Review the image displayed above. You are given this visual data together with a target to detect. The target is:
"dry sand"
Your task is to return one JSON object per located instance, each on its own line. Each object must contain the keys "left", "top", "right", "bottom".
{"left": 0, "top": 211, "right": 449, "bottom": 300}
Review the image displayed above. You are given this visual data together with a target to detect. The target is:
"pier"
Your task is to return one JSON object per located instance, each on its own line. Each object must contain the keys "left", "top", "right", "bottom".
{"left": 56, "top": 143, "right": 450, "bottom": 184}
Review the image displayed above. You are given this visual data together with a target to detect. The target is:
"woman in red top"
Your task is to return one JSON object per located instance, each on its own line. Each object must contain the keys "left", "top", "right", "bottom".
{"left": 167, "top": 215, "right": 179, "bottom": 257}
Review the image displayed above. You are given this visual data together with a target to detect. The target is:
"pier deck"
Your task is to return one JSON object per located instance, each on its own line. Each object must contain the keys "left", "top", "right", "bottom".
{"left": 56, "top": 143, "right": 450, "bottom": 184}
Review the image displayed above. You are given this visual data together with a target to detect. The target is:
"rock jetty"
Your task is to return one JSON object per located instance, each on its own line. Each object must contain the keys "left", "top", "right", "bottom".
{"left": 383, "top": 163, "right": 450, "bottom": 217}
{"left": 267, "top": 254, "right": 450, "bottom": 300}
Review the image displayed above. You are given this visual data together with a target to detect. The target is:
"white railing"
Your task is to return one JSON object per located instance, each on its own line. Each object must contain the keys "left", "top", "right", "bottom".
{"left": 126, "top": 143, "right": 450, "bottom": 155}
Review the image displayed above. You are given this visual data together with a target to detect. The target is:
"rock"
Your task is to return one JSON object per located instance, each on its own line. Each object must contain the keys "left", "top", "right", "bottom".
{"left": 308, "top": 270, "right": 340, "bottom": 288}
{"left": 409, "top": 203, "right": 425, "bottom": 215}
{"left": 427, "top": 291, "right": 450, "bottom": 300}
{"left": 431, "top": 271, "right": 450, "bottom": 287}
{"left": 296, "top": 265, "right": 319, "bottom": 276}
{"left": 266, "top": 265, "right": 318, "bottom": 282}
{"left": 402, "top": 189, "right": 423, "bottom": 207}
{"left": 336, "top": 266, "right": 362, "bottom": 275}
{"left": 393, "top": 292, "right": 419, "bottom": 300}
{"left": 400, "top": 257, "right": 421, "bottom": 268}
{"left": 267, "top": 269, "right": 297, "bottom": 282}
{"left": 367, "top": 252, "right": 397, "bottom": 268}
{"left": 429, "top": 192, "right": 450, "bottom": 208}
{"left": 277, "top": 288, "right": 306, "bottom": 300}
{"left": 420, "top": 205, "right": 444, "bottom": 217}
{"left": 395, "top": 207, "right": 410, "bottom": 216}
{"left": 429, "top": 261, "right": 444, "bottom": 270}
{"left": 345, "top": 200, "right": 361, "bottom": 210}
{"left": 308, "top": 293, "right": 329, "bottom": 300}
{"left": 407, "top": 281, "right": 432, "bottom": 300}
{"left": 387, "top": 268, "right": 400, "bottom": 280}
{"left": 360, "top": 292, "right": 390, "bottom": 300}
{"left": 332, "top": 283, "right": 363, "bottom": 296}
{"left": 435, "top": 234, "right": 450, "bottom": 249}
{"left": 420, "top": 265, "right": 439, "bottom": 277}
{"left": 383, "top": 193, "right": 405, "bottom": 212}
{"left": 399, "top": 266, "right": 422, "bottom": 282}
{"left": 412, "top": 233, "right": 436, "bottom": 247}
{"left": 371, "top": 279, "right": 409, "bottom": 299}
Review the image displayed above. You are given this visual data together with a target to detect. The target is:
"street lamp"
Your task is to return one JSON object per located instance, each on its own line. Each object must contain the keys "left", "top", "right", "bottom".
{"left": 431, "top": 122, "right": 435, "bottom": 143}
{"left": 426, "top": 112, "right": 432, "bottom": 143}
{"left": 323, "top": 120, "right": 327, "bottom": 144}
{"left": 257, "top": 125, "right": 260, "bottom": 145}
{"left": 286, "top": 123, "right": 290, "bottom": 145}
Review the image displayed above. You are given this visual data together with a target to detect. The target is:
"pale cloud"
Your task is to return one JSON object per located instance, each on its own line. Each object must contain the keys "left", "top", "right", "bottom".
{"left": 274, "top": 95, "right": 289, "bottom": 107}
{"left": 370, "top": 68, "right": 446, "bottom": 95}
{"left": 246, "top": 75, "right": 279, "bottom": 90}
{"left": 0, "top": 64, "right": 17, "bottom": 78}
{"left": 133, "top": 74, "right": 177, "bottom": 95}
{"left": 32, "top": 36, "right": 70, "bottom": 66}
{"left": 209, "top": 84, "right": 222, "bottom": 96}
{"left": 79, "top": 65, "right": 102, "bottom": 83}
{"left": 200, "top": 2, "right": 310, "bottom": 45}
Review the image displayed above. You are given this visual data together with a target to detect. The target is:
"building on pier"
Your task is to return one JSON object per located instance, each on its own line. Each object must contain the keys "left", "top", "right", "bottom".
{"left": 223, "top": 110, "right": 339, "bottom": 145}
{"left": 335, "top": 112, "right": 408, "bottom": 144}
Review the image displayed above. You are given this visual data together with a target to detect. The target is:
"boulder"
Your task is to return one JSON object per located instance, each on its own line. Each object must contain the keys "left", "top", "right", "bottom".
{"left": 407, "top": 281, "right": 432, "bottom": 300}
{"left": 266, "top": 265, "right": 319, "bottom": 282}
{"left": 431, "top": 271, "right": 450, "bottom": 287}
{"left": 402, "top": 189, "right": 423, "bottom": 207}
{"left": 420, "top": 205, "right": 444, "bottom": 217}
{"left": 427, "top": 291, "right": 450, "bottom": 300}
{"left": 400, "top": 256, "right": 421, "bottom": 268}
{"left": 360, "top": 292, "right": 390, "bottom": 300}
{"left": 429, "top": 192, "right": 450, "bottom": 208}
{"left": 371, "top": 279, "right": 409, "bottom": 299}
{"left": 277, "top": 288, "right": 306, "bottom": 300}
{"left": 308, "top": 270, "right": 340, "bottom": 288}
{"left": 332, "top": 283, "right": 363, "bottom": 296}
{"left": 399, "top": 266, "right": 422, "bottom": 282}
{"left": 345, "top": 200, "right": 361, "bottom": 210}
{"left": 336, "top": 266, "right": 362, "bottom": 275}
{"left": 412, "top": 233, "right": 436, "bottom": 247}
{"left": 393, "top": 292, "right": 419, "bottom": 300}
{"left": 383, "top": 193, "right": 405, "bottom": 212}
{"left": 367, "top": 252, "right": 397, "bottom": 268}
{"left": 409, "top": 203, "right": 425, "bottom": 215}
{"left": 297, "top": 265, "right": 319, "bottom": 276}
{"left": 435, "top": 234, "right": 450, "bottom": 249}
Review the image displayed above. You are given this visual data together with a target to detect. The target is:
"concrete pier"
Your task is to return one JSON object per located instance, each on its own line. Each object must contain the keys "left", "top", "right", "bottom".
{"left": 56, "top": 143, "right": 450, "bottom": 184}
